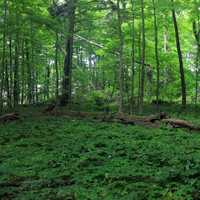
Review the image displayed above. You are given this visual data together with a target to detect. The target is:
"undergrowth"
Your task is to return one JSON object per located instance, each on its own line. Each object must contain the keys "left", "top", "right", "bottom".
{"left": 1, "top": 112, "right": 200, "bottom": 199}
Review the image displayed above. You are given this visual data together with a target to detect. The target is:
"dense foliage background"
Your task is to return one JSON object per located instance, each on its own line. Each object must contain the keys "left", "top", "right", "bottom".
{"left": 0, "top": 0, "right": 199, "bottom": 112}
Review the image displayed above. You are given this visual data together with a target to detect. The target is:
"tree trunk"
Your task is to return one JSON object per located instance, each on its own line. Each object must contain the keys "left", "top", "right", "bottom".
{"left": 193, "top": 18, "right": 200, "bottom": 105}
{"left": 25, "top": 41, "right": 32, "bottom": 104}
{"left": 137, "top": 28, "right": 142, "bottom": 108}
{"left": 171, "top": 0, "right": 187, "bottom": 108}
{"left": 46, "top": 57, "right": 50, "bottom": 100}
{"left": 9, "top": 36, "right": 13, "bottom": 107}
{"left": 55, "top": 32, "right": 59, "bottom": 98}
{"left": 30, "top": 21, "right": 36, "bottom": 104}
{"left": 139, "top": 0, "right": 146, "bottom": 113}
{"left": 0, "top": 0, "right": 7, "bottom": 111}
{"left": 116, "top": 0, "right": 124, "bottom": 113}
{"left": 130, "top": 0, "right": 135, "bottom": 114}
{"left": 21, "top": 40, "right": 25, "bottom": 105}
{"left": 152, "top": 0, "right": 160, "bottom": 109}
{"left": 13, "top": 11, "right": 20, "bottom": 107}
{"left": 14, "top": 37, "right": 19, "bottom": 107}
{"left": 60, "top": 0, "right": 76, "bottom": 106}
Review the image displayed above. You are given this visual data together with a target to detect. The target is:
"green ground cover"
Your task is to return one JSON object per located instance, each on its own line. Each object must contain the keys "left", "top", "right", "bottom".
{"left": 1, "top": 111, "right": 200, "bottom": 199}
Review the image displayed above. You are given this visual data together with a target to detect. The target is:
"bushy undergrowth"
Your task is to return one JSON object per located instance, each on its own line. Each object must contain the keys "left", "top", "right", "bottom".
{"left": 1, "top": 113, "right": 200, "bottom": 199}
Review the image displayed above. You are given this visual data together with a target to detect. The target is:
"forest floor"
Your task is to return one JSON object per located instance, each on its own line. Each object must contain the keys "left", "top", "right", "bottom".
{"left": 1, "top": 106, "right": 200, "bottom": 199}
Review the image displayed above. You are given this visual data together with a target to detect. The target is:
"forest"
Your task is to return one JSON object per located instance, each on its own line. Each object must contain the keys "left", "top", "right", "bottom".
{"left": 1, "top": 0, "right": 200, "bottom": 199}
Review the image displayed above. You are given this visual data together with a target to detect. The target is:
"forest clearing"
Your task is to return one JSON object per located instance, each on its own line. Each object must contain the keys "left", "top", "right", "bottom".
{"left": 1, "top": 0, "right": 200, "bottom": 199}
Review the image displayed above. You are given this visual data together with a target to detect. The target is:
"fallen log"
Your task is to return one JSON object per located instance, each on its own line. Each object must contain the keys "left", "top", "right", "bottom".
{"left": 95, "top": 112, "right": 168, "bottom": 126}
{"left": 0, "top": 113, "right": 20, "bottom": 123}
{"left": 148, "top": 112, "right": 168, "bottom": 123}
{"left": 162, "top": 118, "right": 200, "bottom": 131}
{"left": 43, "top": 110, "right": 200, "bottom": 132}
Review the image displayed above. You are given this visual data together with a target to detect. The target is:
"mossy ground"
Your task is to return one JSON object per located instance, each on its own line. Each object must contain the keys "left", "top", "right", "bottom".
{"left": 1, "top": 108, "right": 200, "bottom": 199}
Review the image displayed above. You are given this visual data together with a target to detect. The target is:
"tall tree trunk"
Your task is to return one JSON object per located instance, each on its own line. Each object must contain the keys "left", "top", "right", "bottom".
{"left": 13, "top": 39, "right": 19, "bottom": 107}
{"left": 21, "top": 40, "right": 25, "bottom": 105}
{"left": 130, "top": 0, "right": 135, "bottom": 114}
{"left": 9, "top": 36, "right": 13, "bottom": 107}
{"left": 193, "top": 16, "right": 200, "bottom": 105}
{"left": 139, "top": 0, "right": 146, "bottom": 113}
{"left": 0, "top": 0, "right": 8, "bottom": 112}
{"left": 30, "top": 21, "right": 36, "bottom": 104}
{"left": 55, "top": 32, "right": 59, "bottom": 98}
{"left": 25, "top": 41, "right": 32, "bottom": 104}
{"left": 117, "top": 0, "right": 124, "bottom": 113}
{"left": 0, "top": 0, "right": 8, "bottom": 111}
{"left": 195, "top": 44, "right": 200, "bottom": 105}
{"left": 13, "top": 11, "right": 20, "bottom": 107}
{"left": 137, "top": 28, "right": 142, "bottom": 108}
{"left": 171, "top": 0, "right": 187, "bottom": 108}
{"left": 46, "top": 55, "right": 50, "bottom": 100}
{"left": 60, "top": 0, "right": 76, "bottom": 106}
{"left": 35, "top": 70, "right": 39, "bottom": 103}
{"left": 152, "top": 0, "right": 160, "bottom": 109}
{"left": 5, "top": 59, "right": 10, "bottom": 108}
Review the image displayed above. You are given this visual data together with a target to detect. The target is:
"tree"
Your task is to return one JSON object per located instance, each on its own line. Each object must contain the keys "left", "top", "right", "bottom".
{"left": 60, "top": 0, "right": 77, "bottom": 106}
{"left": 116, "top": 0, "right": 124, "bottom": 113}
{"left": 130, "top": 0, "right": 135, "bottom": 114}
{"left": 139, "top": 0, "right": 146, "bottom": 113}
{"left": 171, "top": 0, "right": 187, "bottom": 108}
{"left": 193, "top": 8, "right": 200, "bottom": 105}
{"left": 152, "top": 0, "right": 160, "bottom": 108}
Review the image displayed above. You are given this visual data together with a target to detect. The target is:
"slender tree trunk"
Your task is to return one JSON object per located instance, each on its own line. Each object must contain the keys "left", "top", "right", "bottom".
{"left": 171, "top": 0, "right": 186, "bottom": 108}
{"left": 21, "top": 40, "right": 25, "bottom": 105}
{"left": 130, "top": 0, "right": 135, "bottom": 114}
{"left": 3, "top": 1, "right": 10, "bottom": 109}
{"left": 25, "top": 41, "right": 32, "bottom": 104}
{"left": 46, "top": 56, "right": 50, "bottom": 100}
{"left": 13, "top": 10, "right": 20, "bottom": 107}
{"left": 30, "top": 21, "right": 35, "bottom": 104}
{"left": 193, "top": 16, "right": 200, "bottom": 105}
{"left": 195, "top": 45, "right": 200, "bottom": 105}
{"left": 61, "top": 0, "right": 76, "bottom": 106}
{"left": 139, "top": 0, "right": 146, "bottom": 113}
{"left": 9, "top": 36, "right": 13, "bottom": 107}
{"left": 13, "top": 38, "right": 19, "bottom": 107}
{"left": 35, "top": 70, "right": 39, "bottom": 103}
{"left": 5, "top": 59, "right": 10, "bottom": 107}
{"left": 195, "top": 66, "right": 199, "bottom": 105}
{"left": 152, "top": 0, "right": 160, "bottom": 109}
{"left": 55, "top": 32, "right": 59, "bottom": 98}
{"left": 117, "top": 0, "right": 124, "bottom": 113}
{"left": 137, "top": 28, "right": 142, "bottom": 108}
{"left": 0, "top": 0, "right": 8, "bottom": 111}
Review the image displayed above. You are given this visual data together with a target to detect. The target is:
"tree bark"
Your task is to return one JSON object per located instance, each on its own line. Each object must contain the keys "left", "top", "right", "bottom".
{"left": 60, "top": 0, "right": 76, "bottom": 106}
{"left": 139, "top": 0, "right": 146, "bottom": 113}
{"left": 130, "top": 0, "right": 135, "bottom": 114}
{"left": 171, "top": 0, "right": 187, "bottom": 108}
{"left": 55, "top": 32, "right": 59, "bottom": 98}
{"left": 25, "top": 40, "right": 32, "bottom": 104}
{"left": 193, "top": 18, "right": 200, "bottom": 105}
{"left": 137, "top": 28, "right": 142, "bottom": 108}
{"left": 152, "top": 0, "right": 160, "bottom": 109}
{"left": 116, "top": 0, "right": 124, "bottom": 113}
{"left": 0, "top": 0, "right": 8, "bottom": 112}
{"left": 9, "top": 36, "right": 13, "bottom": 107}
{"left": 13, "top": 11, "right": 20, "bottom": 107}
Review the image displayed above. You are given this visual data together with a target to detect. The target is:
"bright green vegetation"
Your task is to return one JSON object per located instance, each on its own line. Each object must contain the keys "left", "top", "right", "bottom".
{"left": 1, "top": 112, "right": 200, "bottom": 199}
{"left": 1, "top": 0, "right": 200, "bottom": 199}
{"left": 0, "top": 0, "right": 200, "bottom": 112}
